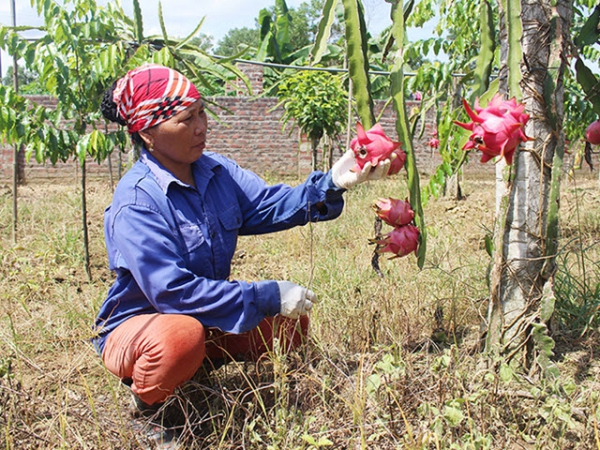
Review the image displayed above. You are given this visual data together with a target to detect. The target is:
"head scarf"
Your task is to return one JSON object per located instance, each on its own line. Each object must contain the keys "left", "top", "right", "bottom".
{"left": 112, "top": 64, "right": 201, "bottom": 134}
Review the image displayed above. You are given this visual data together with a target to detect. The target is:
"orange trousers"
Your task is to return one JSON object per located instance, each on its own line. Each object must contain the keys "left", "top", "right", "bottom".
{"left": 102, "top": 314, "right": 308, "bottom": 405}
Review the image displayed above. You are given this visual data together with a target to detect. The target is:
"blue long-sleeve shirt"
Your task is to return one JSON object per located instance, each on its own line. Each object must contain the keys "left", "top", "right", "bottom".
{"left": 93, "top": 150, "right": 345, "bottom": 353}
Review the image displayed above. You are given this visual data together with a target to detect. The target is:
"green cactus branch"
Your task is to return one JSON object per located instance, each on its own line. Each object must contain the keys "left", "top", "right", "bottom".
{"left": 505, "top": 0, "right": 523, "bottom": 99}
{"left": 341, "top": 0, "right": 374, "bottom": 128}
{"left": 390, "top": 0, "right": 426, "bottom": 270}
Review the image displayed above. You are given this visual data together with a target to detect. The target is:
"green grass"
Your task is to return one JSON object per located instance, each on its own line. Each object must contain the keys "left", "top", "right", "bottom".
{"left": 1, "top": 173, "right": 600, "bottom": 449}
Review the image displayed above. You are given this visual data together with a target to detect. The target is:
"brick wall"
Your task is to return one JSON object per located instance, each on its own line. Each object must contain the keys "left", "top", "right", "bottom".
{"left": 208, "top": 95, "right": 316, "bottom": 176}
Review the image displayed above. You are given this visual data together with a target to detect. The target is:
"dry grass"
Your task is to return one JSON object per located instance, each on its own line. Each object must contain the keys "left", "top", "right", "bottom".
{"left": 1, "top": 169, "right": 600, "bottom": 449}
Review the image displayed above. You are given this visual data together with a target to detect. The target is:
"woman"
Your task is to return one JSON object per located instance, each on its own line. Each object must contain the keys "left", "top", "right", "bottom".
{"left": 94, "top": 63, "right": 390, "bottom": 443}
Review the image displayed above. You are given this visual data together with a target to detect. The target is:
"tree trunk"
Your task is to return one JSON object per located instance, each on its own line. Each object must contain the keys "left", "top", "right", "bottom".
{"left": 445, "top": 172, "right": 464, "bottom": 201}
{"left": 486, "top": 0, "right": 571, "bottom": 374}
{"left": 12, "top": 146, "right": 17, "bottom": 243}
{"left": 118, "top": 147, "right": 123, "bottom": 179}
{"left": 325, "top": 135, "right": 334, "bottom": 171}
{"left": 81, "top": 161, "right": 92, "bottom": 282}
{"left": 106, "top": 124, "right": 115, "bottom": 192}
{"left": 10, "top": 0, "right": 24, "bottom": 243}
{"left": 311, "top": 137, "right": 320, "bottom": 171}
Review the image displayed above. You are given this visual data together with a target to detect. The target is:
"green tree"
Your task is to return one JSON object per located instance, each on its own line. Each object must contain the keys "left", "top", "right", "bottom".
{"left": 286, "top": 4, "right": 313, "bottom": 49}
{"left": 187, "top": 34, "right": 215, "bottom": 53}
{"left": 215, "top": 27, "right": 260, "bottom": 57}
{"left": 0, "top": 86, "right": 46, "bottom": 242}
{"left": 275, "top": 69, "right": 347, "bottom": 170}
{"left": 301, "top": 0, "right": 344, "bottom": 43}
{"left": 0, "top": 0, "right": 247, "bottom": 277}
{"left": 215, "top": 1, "right": 329, "bottom": 60}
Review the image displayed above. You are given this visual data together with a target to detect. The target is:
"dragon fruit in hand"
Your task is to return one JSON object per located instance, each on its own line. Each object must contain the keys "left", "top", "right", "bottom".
{"left": 350, "top": 122, "right": 404, "bottom": 174}
{"left": 455, "top": 94, "right": 530, "bottom": 165}
{"left": 387, "top": 148, "right": 407, "bottom": 175}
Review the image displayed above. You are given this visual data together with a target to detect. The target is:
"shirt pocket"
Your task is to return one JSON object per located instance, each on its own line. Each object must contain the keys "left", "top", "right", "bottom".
{"left": 179, "top": 223, "right": 206, "bottom": 254}
{"left": 217, "top": 203, "right": 242, "bottom": 262}
{"left": 218, "top": 204, "right": 243, "bottom": 231}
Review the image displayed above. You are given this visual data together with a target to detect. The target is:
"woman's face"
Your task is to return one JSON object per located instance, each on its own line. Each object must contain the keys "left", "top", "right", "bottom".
{"left": 140, "top": 100, "right": 208, "bottom": 170}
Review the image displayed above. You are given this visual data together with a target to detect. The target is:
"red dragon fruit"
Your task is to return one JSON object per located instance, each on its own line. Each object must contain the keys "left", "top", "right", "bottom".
{"left": 373, "top": 198, "right": 415, "bottom": 227}
{"left": 350, "top": 122, "right": 404, "bottom": 174}
{"left": 428, "top": 137, "right": 440, "bottom": 149}
{"left": 586, "top": 120, "right": 600, "bottom": 145}
{"left": 387, "top": 148, "right": 407, "bottom": 175}
{"left": 455, "top": 94, "right": 530, "bottom": 165}
{"left": 375, "top": 224, "right": 420, "bottom": 259}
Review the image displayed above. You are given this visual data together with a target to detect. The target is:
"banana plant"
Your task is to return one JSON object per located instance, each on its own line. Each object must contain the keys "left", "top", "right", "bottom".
{"left": 257, "top": 0, "right": 295, "bottom": 64}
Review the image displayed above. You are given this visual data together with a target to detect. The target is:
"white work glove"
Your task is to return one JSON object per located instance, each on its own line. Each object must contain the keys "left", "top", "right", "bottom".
{"left": 277, "top": 281, "right": 319, "bottom": 319}
{"left": 331, "top": 150, "right": 391, "bottom": 190}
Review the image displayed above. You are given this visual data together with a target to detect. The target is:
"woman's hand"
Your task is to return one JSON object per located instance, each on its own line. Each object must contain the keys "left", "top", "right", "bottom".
{"left": 277, "top": 281, "right": 319, "bottom": 319}
{"left": 331, "top": 150, "right": 391, "bottom": 190}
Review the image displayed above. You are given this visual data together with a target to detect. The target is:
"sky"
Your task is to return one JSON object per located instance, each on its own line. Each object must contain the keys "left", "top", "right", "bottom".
{"left": 0, "top": 0, "right": 403, "bottom": 78}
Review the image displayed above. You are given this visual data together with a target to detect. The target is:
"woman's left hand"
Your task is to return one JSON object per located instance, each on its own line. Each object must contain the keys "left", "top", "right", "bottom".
{"left": 277, "top": 281, "right": 319, "bottom": 319}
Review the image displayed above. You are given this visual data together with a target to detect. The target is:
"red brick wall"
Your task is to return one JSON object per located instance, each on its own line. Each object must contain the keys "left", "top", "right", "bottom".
{"left": 207, "top": 96, "right": 315, "bottom": 176}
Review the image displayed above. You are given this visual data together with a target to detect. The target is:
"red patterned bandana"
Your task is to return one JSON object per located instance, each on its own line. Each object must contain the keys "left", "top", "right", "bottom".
{"left": 113, "top": 64, "right": 201, "bottom": 134}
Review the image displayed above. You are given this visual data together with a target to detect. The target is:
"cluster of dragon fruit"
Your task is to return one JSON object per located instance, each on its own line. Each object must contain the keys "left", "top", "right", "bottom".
{"left": 455, "top": 94, "right": 531, "bottom": 165}
{"left": 350, "top": 122, "right": 419, "bottom": 259}
{"left": 455, "top": 94, "right": 600, "bottom": 157}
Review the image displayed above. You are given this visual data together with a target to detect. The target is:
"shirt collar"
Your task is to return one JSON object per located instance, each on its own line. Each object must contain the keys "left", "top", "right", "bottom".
{"left": 140, "top": 149, "right": 221, "bottom": 194}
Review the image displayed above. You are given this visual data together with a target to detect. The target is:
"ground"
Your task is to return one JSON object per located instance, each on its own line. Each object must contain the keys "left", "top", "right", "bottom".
{"left": 1, "top": 169, "right": 599, "bottom": 449}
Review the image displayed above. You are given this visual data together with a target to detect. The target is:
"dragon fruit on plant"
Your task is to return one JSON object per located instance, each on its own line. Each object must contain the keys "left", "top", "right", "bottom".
{"left": 586, "top": 120, "right": 600, "bottom": 145}
{"left": 428, "top": 137, "right": 440, "bottom": 149}
{"left": 371, "top": 197, "right": 419, "bottom": 259}
{"left": 455, "top": 94, "right": 530, "bottom": 165}
{"left": 373, "top": 198, "right": 415, "bottom": 227}
{"left": 427, "top": 129, "right": 439, "bottom": 149}
{"left": 350, "top": 122, "right": 405, "bottom": 175}
{"left": 375, "top": 224, "right": 420, "bottom": 259}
